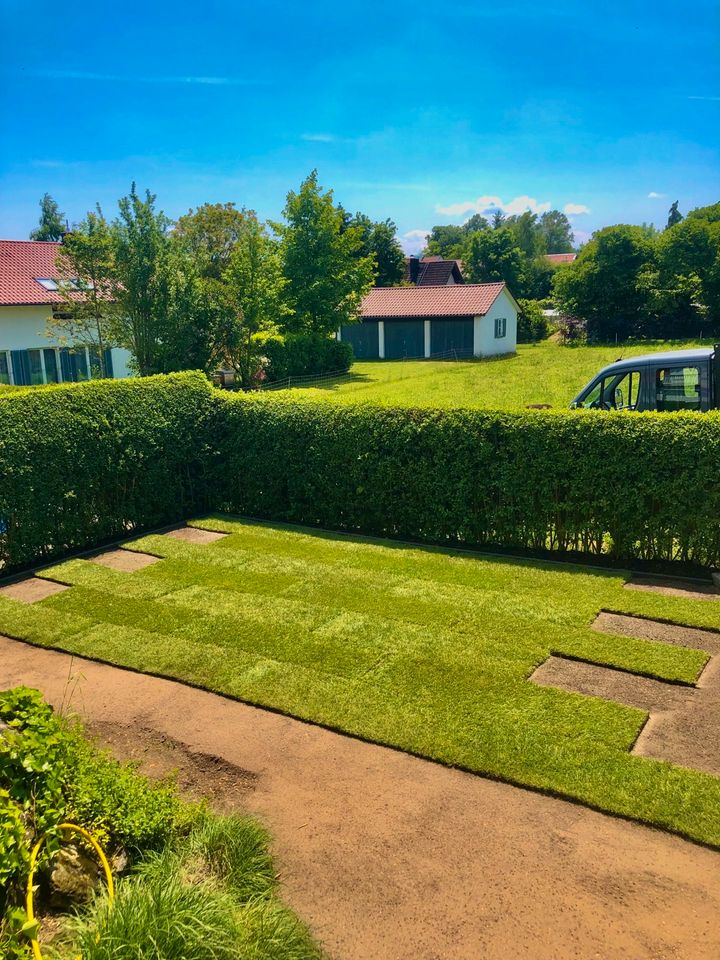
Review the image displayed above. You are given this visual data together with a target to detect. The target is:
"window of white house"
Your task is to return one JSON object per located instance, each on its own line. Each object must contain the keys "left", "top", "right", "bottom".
{"left": 494, "top": 317, "right": 507, "bottom": 338}
{"left": 0, "top": 351, "right": 10, "bottom": 385}
{"left": 35, "top": 278, "right": 59, "bottom": 291}
{"left": 27, "top": 349, "right": 45, "bottom": 386}
{"left": 35, "top": 277, "right": 81, "bottom": 292}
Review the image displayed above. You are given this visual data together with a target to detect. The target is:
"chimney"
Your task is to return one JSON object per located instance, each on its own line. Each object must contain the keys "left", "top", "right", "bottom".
{"left": 407, "top": 256, "right": 421, "bottom": 284}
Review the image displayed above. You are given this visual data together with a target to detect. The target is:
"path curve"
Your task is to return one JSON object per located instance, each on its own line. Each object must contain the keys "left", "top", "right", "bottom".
{"left": 2, "top": 635, "right": 719, "bottom": 960}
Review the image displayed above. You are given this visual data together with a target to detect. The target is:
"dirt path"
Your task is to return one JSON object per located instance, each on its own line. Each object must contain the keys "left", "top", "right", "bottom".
{"left": 2, "top": 635, "right": 719, "bottom": 960}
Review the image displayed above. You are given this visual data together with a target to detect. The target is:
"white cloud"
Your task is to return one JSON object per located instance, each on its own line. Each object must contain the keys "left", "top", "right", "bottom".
{"left": 301, "top": 133, "right": 337, "bottom": 142}
{"left": 573, "top": 229, "right": 592, "bottom": 247}
{"left": 648, "top": 191, "right": 666, "bottom": 199}
{"left": 688, "top": 95, "right": 720, "bottom": 102}
{"left": 400, "top": 229, "right": 430, "bottom": 255}
{"left": 437, "top": 195, "right": 552, "bottom": 217}
{"left": 564, "top": 203, "right": 591, "bottom": 215}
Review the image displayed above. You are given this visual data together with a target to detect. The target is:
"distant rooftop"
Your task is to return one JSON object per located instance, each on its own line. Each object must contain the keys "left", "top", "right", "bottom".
{"left": 0, "top": 239, "right": 67, "bottom": 305}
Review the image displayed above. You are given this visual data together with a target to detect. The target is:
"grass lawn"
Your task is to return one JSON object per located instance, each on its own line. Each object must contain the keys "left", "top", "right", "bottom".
{"left": 271, "top": 339, "right": 712, "bottom": 410}
{"left": 2, "top": 517, "right": 720, "bottom": 846}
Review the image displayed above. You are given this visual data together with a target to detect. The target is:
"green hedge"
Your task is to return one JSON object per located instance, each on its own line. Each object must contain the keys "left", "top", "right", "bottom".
{"left": 216, "top": 397, "right": 720, "bottom": 567}
{"left": 2, "top": 374, "right": 720, "bottom": 572}
{"left": 255, "top": 332, "right": 353, "bottom": 383}
{"left": 0, "top": 372, "right": 218, "bottom": 573}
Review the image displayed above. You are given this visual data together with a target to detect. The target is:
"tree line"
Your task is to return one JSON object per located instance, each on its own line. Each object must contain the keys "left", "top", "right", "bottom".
{"left": 36, "top": 173, "right": 405, "bottom": 385}
{"left": 554, "top": 203, "right": 720, "bottom": 342}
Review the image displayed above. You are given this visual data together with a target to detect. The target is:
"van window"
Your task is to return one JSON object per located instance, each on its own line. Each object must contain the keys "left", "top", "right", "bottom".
{"left": 579, "top": 369, "right": 642, "bottom": 409}
{"left": 656, "top": 366, "right": 701, "bottom": 411}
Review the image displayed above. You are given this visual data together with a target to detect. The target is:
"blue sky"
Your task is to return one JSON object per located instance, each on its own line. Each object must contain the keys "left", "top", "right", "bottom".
{"left": 1, "top": 0, "right": 718, "bottom": 250}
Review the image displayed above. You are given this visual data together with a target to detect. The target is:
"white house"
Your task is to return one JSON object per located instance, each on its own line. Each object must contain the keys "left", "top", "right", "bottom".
{"left": 0, "top": 239, "right": 132, "bottom": 386}
{"left": 339, "top": 283, "right": 518, "bottom": 360}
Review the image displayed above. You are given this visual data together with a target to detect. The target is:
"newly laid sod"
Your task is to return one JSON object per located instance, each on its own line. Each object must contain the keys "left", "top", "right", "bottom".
{"left": 2, "top": 518, "right": 720, "bottom": 845}
{"left": 273, "top": 339, "right": 711, "bottom": 410}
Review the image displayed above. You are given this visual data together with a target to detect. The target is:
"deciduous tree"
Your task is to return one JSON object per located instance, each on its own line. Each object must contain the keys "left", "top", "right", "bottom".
{"left": 30, "top": 193, "right": 66, "bottom": 241}
{"left": 277, "top": 171, "right": 374, "bottom": 337}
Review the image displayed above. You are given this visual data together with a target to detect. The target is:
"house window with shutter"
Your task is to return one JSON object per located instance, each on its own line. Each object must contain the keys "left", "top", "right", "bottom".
{"left": 494, "top": 317, "right": 507, "bottom": 339}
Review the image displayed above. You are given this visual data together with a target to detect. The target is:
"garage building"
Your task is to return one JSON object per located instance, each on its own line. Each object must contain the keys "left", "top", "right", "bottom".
{"left": 340, "top": 283, "right": 518, "bottom": 360}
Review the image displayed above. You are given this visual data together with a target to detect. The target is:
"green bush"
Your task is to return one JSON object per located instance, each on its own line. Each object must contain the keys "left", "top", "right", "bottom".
{"left": 217, "top": 396, "right": 720, "bottom": 566}
{"left": 255, "top": 332, "right": 353, "bottom": 384}
{"left": 517, "top": 298, "right": 550, "bottom": 343}
{"left": 0, "top": 371, "right": 220, "bottom": 572}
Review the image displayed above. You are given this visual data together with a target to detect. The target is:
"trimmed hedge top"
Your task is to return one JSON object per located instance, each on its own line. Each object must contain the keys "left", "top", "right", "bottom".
{"left": 1, "top": 372, "right": 719, "bottom": 572}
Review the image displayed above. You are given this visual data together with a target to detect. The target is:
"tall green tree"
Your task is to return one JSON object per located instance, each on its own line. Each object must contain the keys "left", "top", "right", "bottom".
{"left": 539, "top": 210, "right": 574, "bottom": 253}
{"left": 46, "top": 210, "right": 117, "bottom": 376}
{"left": 553, "top": 225, "right": 655, "bottom": 341}
{"left": 491, "top": 210, "right": 506, "bottom": 229}
{"left": 346, "top": 213, "right": 406, "bottom": 286}
{"left": 108, "top": 184, "right": 172, "bottom": 375}
{"left": 30, "top": 193, "right": 66, "bottom": 241}
{"left": 666, "top": 201, "right": 683, "bottom": 229}
{"left": 174, "top": 203, "right": 249, "bottom": 279}
{"left": 505, "top": 211, "right": 545, "bottom": 258}
{"left": 463, "top": 227, "right": 524, "bottom": 293}
{"left": 222, "top": 215, "right": 288, "bottom": 388}
{"left": 277, "top": 171, "right": 374, "bottom": 336}
{"left": 424, "top": 224, "right": 466, "bottom": 259}
{"left": 463, "top": 213, "right": 489, "bottom": 234}
{"left": 686, "top": 202, "right": 720, "bottom": 224}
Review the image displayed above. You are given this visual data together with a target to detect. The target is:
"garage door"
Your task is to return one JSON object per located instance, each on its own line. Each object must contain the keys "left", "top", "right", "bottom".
{"left": 384, "top": 320, "right": 425, "bottom": 360}
{"left": 340, "top": 321, "right": 379, "bottom": 359}
{"left": 430, "top": 319, "right": 473, "bottom": 358}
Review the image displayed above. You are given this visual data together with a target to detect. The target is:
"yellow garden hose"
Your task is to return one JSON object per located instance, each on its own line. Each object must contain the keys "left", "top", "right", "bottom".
{"left": 25, "top": 822, "right": 114, "bottom": 960}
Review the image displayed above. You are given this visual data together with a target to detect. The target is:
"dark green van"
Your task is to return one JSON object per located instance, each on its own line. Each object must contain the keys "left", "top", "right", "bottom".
{"left": 571, "top": 346, "right": 720, "bottom": 412}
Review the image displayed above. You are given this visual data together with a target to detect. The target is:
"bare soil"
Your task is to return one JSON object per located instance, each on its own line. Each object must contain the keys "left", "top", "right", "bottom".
{"left": 89, "top": 549, "right": 161, "bottom": 572}
{"left": 163, "top": 526, "right": 228, "bottom": 544}
{"left": 624, "top": 577, "right": 720, "bottom": 601}
{"left": 1, "top": 635, "right": 719, "bottom": 960}
{"left": 0, "top": 577, "right": 69, "bottom": 602}
{"left": 533, "top": 613, "right": 720, "bottom": 775}
{"left": 593, "top": 611, "right": 720, "bottom": 654}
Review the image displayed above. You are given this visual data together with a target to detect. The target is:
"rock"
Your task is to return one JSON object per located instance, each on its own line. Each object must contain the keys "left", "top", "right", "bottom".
{"left": 50, "top": 844, "right": 101, "bottom": 907}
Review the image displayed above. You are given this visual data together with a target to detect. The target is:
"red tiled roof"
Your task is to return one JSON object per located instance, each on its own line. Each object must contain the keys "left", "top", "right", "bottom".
{"left": 362, "top": 283, "right": 506, "bottom": 318}
{"left": 545, "top": 253, "right": 577, "bottom": 264}
{"left": 0, "top": 239, "right": 67, "bottom": 305}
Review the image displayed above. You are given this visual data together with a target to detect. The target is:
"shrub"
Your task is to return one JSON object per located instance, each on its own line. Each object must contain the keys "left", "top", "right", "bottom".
{"left": 516, "top": 299, "right": 550, "bottom": 343}
{"left": 0, "top": 371, "right": 220, "bottom": 572}
{"left": 217, "top": 396, "right": 720, "bottom": 566}
{"left": 255, "top": 332, "right": 353, "bottom": 384}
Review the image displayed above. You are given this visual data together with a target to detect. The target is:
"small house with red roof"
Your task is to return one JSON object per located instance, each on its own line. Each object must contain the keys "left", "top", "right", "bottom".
{"left": 0, "top": 239, "right": 132, "bottom": 386}
{"left": 340, "top": 282, "right": 518, "bottom": 360}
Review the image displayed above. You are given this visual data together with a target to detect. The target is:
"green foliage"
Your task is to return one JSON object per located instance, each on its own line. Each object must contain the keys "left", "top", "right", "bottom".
{"left": 183, "top": 812, "right": 275, "bottom": 900}
{"left": 277, "top": 171, "right": 375, "bottom": 337}
{"left": 516, "top": 299, "right": 550, "bottom": 342}
{"left": 463, "top": 227, "right": 524, "bottom": 292}
{"left": 344, "top": 212, "right": 406, "bottom": 286}
{"left": 64, "top": 730, "right": 179, "bottom": 854}
{"left": 218, "top": 395, "right": 720, "bottom": 566}
{"left": 29, "top": 193, "right": 66, "bottom": 241}
{"left": 538, "top": 210, "right": 574, "bottom": 253}
{"left": 256, "top": 333, "right": 353, "bottom": 383}
{"left": 554, "top": 225, "right": 656, "bottom": 341}
{"left": 222, "top": 216, "right": 289, "bottom": 388}
{"left": 0, "top": 371, "right": 219, "bottom": 571}
{"left": 686, "top": 201, "right": 720, "bottom": 224}
{"left": 174, "top": 203, "right": 251, "bottom": 280}
{"left": 109, "top": 184, "right": 173, "bottom": 375}
{"left": 0, "top": 687, "right": 68, "bottom": 888}
{"left": 48, "top": 210, "right": 117, "bottom": 375}
{"left": 424, "top": 224, "right": 466, "bottom": 259}
{"left": 71, "top": 836, "right": 321, "bottom": 960}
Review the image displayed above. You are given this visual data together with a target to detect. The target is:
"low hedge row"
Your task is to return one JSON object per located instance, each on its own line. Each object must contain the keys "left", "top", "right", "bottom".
{"left": 2, "top": 373, "right": 720, "bottom": 572}
{"left": 0, "top": 372, "right": 218, "bottom": 572}
{"left": 217, "top": 396, "right": 720, "bottom": 567}
{"left": 255, "top": 332, "right": 353, "bottom": 383}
